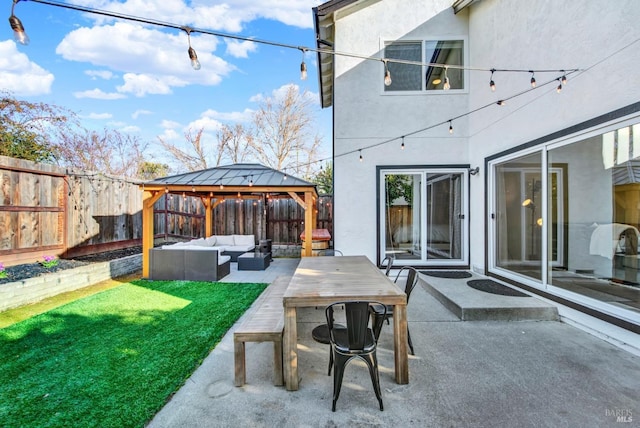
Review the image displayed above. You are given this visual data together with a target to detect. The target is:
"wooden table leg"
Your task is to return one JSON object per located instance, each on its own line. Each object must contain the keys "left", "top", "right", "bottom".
{"left": 284, "top": 306, "right": 299, "bottom": 390}
{"left": 393, "top": 304, "right": 409, "bottom": 384}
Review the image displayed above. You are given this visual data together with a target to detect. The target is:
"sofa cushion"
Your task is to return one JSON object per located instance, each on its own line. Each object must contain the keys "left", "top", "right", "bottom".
{"left": 218, "top": 255, "right": 231, "bottom": 265}
{"left": 214, "top": 235, "right": 236, "bottom": 246}
{"left": 187, "top": 238, "right": 210, "bottom": 247}
{"left": 204, "top": 235, "right": 217, "bottom": 246}
{"left": 233, "top": 234, "right": 255, "bottom": 247}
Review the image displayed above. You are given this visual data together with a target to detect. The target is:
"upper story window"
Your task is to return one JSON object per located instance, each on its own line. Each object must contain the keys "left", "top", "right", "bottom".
{"left": 384, "top": 39, "right": 465, "bottom": 92}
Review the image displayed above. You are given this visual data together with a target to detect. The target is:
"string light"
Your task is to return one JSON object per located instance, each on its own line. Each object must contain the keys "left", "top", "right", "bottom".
{"left": 383, "top": 60, "right": 392, "bottom": 86}
{"left": 443, "top": 67, "right": 450, "bottom": 90}
{"left": 448, "top": 120, "right": 453, "bottom": 134}
{"left": 249, "top": 175, "right": 254, "bottom": 186}
{"left": 530, "top": 71, "right": 536, "bottom": 88}
{"left": 184, "top": 28, "right": 201, "bottom": 70}
{"left": 556, "top": 78, "right": 563, "bottom": 93}
{"left": 9, "top": 0, "right": 28, "bottom": 45}
{"left": 10, "top": 0, "right": 583, "bottom": 169}
{"left": 10, "top": 0, "right": 578, "bottom": 95}
{"left": 299, "top": 48, "right": 307, "bottom": 80}
{"left": 497, "top": 100, "right": 506, "bottom": 106}
{"left": 401, "top": 136, "right": 405, "bottom": 150}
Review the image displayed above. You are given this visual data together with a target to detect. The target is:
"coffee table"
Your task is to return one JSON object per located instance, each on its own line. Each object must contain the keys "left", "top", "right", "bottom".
{"left": 237, "top": 251, "right": 271, "bottom": 270}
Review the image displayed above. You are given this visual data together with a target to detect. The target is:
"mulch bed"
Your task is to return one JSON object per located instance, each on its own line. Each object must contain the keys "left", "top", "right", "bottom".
{"left": 0, "top": 246, "right": 143, "bottom": 285}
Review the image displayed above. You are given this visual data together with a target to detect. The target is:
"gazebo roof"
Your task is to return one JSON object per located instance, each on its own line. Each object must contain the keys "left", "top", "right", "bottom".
{"left": 144, "top": 163, "right": 316, "bottom": 189}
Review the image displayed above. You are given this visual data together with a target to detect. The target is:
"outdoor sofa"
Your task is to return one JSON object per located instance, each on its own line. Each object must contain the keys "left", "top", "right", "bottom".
{"left": 149, "top": 247, "right": 231, "bottom": 281}
{"left": 160, "top": 234, "right": 256, "bottom": 262}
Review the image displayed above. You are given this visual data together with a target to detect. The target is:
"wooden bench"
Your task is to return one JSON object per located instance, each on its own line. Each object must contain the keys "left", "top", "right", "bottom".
{"left": 234, "top": 276, "right": 291, "bottom": 387}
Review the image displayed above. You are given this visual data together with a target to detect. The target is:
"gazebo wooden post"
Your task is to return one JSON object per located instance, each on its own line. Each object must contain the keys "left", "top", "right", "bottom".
{"left": 303, "top": 190, "right": 314, "bottom": 257}
{"left": 142, "top": 189, "right": 164, "bottom": 278}
{"left": 203, "top": 196, "right": 213, "bottom": 237}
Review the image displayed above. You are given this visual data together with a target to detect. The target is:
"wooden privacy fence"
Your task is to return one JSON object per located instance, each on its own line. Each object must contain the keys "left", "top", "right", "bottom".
{"left": 0, "top": 155, "right": 144, "bottom": 266}
{"left": 154, "top": 194, "right": 334, "bottom": 245}
{"left": 1, "top": 156, "right": 333, "bottom": 266}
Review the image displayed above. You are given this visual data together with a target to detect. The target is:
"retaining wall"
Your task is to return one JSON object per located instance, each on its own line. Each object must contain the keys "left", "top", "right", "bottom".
{"left": 0, "top": 254, "right": 142, "bottom": 312}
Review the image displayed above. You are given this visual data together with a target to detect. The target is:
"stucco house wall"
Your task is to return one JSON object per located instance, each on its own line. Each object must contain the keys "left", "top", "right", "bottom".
{"left": 333, "top": 0, "right": 470, "bottom": 259}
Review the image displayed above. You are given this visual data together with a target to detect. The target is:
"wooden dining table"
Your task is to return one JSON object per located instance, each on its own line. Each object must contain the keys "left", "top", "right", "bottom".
{"left": 282, "top": 255, "right": 409, "bottom": 391}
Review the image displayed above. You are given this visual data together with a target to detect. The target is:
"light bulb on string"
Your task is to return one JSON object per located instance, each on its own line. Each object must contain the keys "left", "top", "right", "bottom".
{"left": 299, "top": 48, "right": 307, "bottom": 80}
{"left": 530, "top": 71, "right": 536, "bottom": 88}
{"left": 9, "top": 1, "right": 29, "bottom": 46}
{"left": 184, "top": 28, "right": 201, "bottom": 70}
{"left": 443, "top": 67, "right": 450, "bottom": 90}
{"left": 561, "top": 74, "right": 567, "bottom": 85}
{"left": 497, "top": 100, "right": 506, "bottom": 106}
{"left": 449, "top": 120, "right": 454, "bottom": 134}
{"left": 556, "top": 79, "right": 563, "bottom": 93}
{"left": 489, "top": 69, "right": 496, "bottom": 92}
{"left": 359, "top": 150, "right": 363, "bottom": 162}
{"left": 383, "top": 60, "right": 392, "bottom": 86}
{"left": 401, "top": 136, "right": 405, "bottom": 150}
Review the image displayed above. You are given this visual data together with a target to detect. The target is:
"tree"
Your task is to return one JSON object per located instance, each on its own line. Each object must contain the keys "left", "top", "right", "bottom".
{"left": 312, "top": 161, "right": 333, "bottom": 194}
{"left": 54, "top": 128, "right": 148, "bottom": 178}
{"left": 219, "top": 123, "right": 253, "bottom": 164}
{"left": 157, "top": 128, "right": 210, "bottom": 172}
{"left": 0, "top": 92, "right": 75, "bottom": 162}
{"left": 250, "top": 84, "right": 321, "bottom": 173}
{"left": 138, "top": 161, "right": 170, "bottom": 180}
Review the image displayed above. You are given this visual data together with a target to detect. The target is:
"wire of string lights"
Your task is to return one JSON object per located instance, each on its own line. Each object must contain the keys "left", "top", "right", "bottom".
{"left": 9, "top": 0, "right": 583, "bottom": 180}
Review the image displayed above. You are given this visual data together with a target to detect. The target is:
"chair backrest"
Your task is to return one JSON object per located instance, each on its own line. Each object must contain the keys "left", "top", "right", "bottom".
{"left": 326, "top": 301, "right": 386, "bottom": 350}
{"left": 381, "top": 256, "right": 394, "bottom": 276}
{"left": 393, "top": 267, "right": 419, "bottom": 302}
{"left": 319, "top": 249, "right": 343, "bottom": 256}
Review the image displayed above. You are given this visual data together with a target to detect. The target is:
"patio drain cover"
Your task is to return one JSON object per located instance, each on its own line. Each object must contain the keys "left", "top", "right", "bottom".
{"left": 420, "top": 270, "right": 472, "bottom": 279}
{"left": 466, "top": 279, "right": 530, "bottom": 297}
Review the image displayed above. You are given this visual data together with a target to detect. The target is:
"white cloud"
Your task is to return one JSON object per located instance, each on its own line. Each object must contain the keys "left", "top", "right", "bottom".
{"left": 132, "top": 109, "right": 152, "bottom": 119}
{"left": 186, "top": 116, "right": 223, "bottom": 133}
{"left": 120, "top": 125, "right": 141, "bottom": 133}
{"left": 199, "top": 108, "right": 254, "bottom": 123}
{"left": 225, "top": 39, "right": 258, "bottom": 58}
{"left": 160, "top": 119, "right": 181, "bottom": 129}
{"left": 116, "top": 73, "right": 175, "bottom": 97}
{"left": 74, "top": 88, "right": 126, "bottom": 99}
{"left": 250, "top": 83, "right": 320, "bottom": 106}
{"left": 85, "top": 70, "right": 115, "bottom": 80}
{"left": 78, "top": 0, "right": 320, "bottom": 31}
{"left": 56, "top": 22, "right": 233, "bottom": 96}
{"left": 0, "top": 41, "right": 54, "bottom": 96}
{"left": 84, "top": 112, "right": 113, "bottom": 120}
{"left": 157, "top": 128, "right": 180, "bottom": 142}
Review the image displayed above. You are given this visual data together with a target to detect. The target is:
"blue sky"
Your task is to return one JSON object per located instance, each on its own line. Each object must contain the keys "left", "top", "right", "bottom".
{"left": 2, "top": 0, "right": 331, "bottom": 171}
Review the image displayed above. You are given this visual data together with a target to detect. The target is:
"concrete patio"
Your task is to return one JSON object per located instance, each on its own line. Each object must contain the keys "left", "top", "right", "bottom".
{"left": 149, "top": 258, "right": 639, "bottom": 427}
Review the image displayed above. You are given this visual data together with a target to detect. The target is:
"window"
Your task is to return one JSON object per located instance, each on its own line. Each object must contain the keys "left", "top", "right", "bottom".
{"left": 489, "top": 120, "right": 640, "bottom": 319}
{"left": 378, "top": 166, "right": 469, "bottom": 266}
{"left": 384, "top": 39, "right": 465, "bottom": 92}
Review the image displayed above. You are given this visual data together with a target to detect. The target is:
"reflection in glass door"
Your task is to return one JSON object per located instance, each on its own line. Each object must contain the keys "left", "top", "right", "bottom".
{"left": 380, "top": 168, "right": 468, "bottom": 265}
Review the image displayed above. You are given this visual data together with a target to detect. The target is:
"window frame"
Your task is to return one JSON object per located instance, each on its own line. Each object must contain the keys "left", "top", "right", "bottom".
{"left": 380, "top": 36, "right": 469, "bottom": 95}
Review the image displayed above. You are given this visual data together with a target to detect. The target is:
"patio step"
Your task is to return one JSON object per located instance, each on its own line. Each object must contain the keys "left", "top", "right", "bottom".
{"left": 419, "top": 272, "right": 559, "bottom": 321}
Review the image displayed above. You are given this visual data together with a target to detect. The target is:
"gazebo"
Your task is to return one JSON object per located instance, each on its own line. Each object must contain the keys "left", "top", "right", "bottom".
{"left": 139, "top": 163, "right": 319, "bottom": 278}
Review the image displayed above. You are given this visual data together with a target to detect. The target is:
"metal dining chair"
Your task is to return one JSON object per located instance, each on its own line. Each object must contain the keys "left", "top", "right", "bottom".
{"left": 380, "top": 255, "right": 394, "bottom": 276}
{"left": 317, "top": 249, "right": 343, "bottom": 256}
{"left": 325, "top": 300, "right": 386, "bottom": 412}
{"left": 370, "top": 266, "right": 419, "bottom": 355}
{"left": 312, "top": 249, "right": 345, "bottom": 345}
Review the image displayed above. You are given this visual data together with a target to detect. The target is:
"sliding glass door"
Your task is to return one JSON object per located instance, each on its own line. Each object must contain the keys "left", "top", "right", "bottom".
{"left": 379, "top": 167, "right": 468, "bottom": 266}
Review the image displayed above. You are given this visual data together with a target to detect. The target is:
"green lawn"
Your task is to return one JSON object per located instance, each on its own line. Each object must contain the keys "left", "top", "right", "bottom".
{"left": 0, "top": 279, "right": 268, "bottom": 428}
